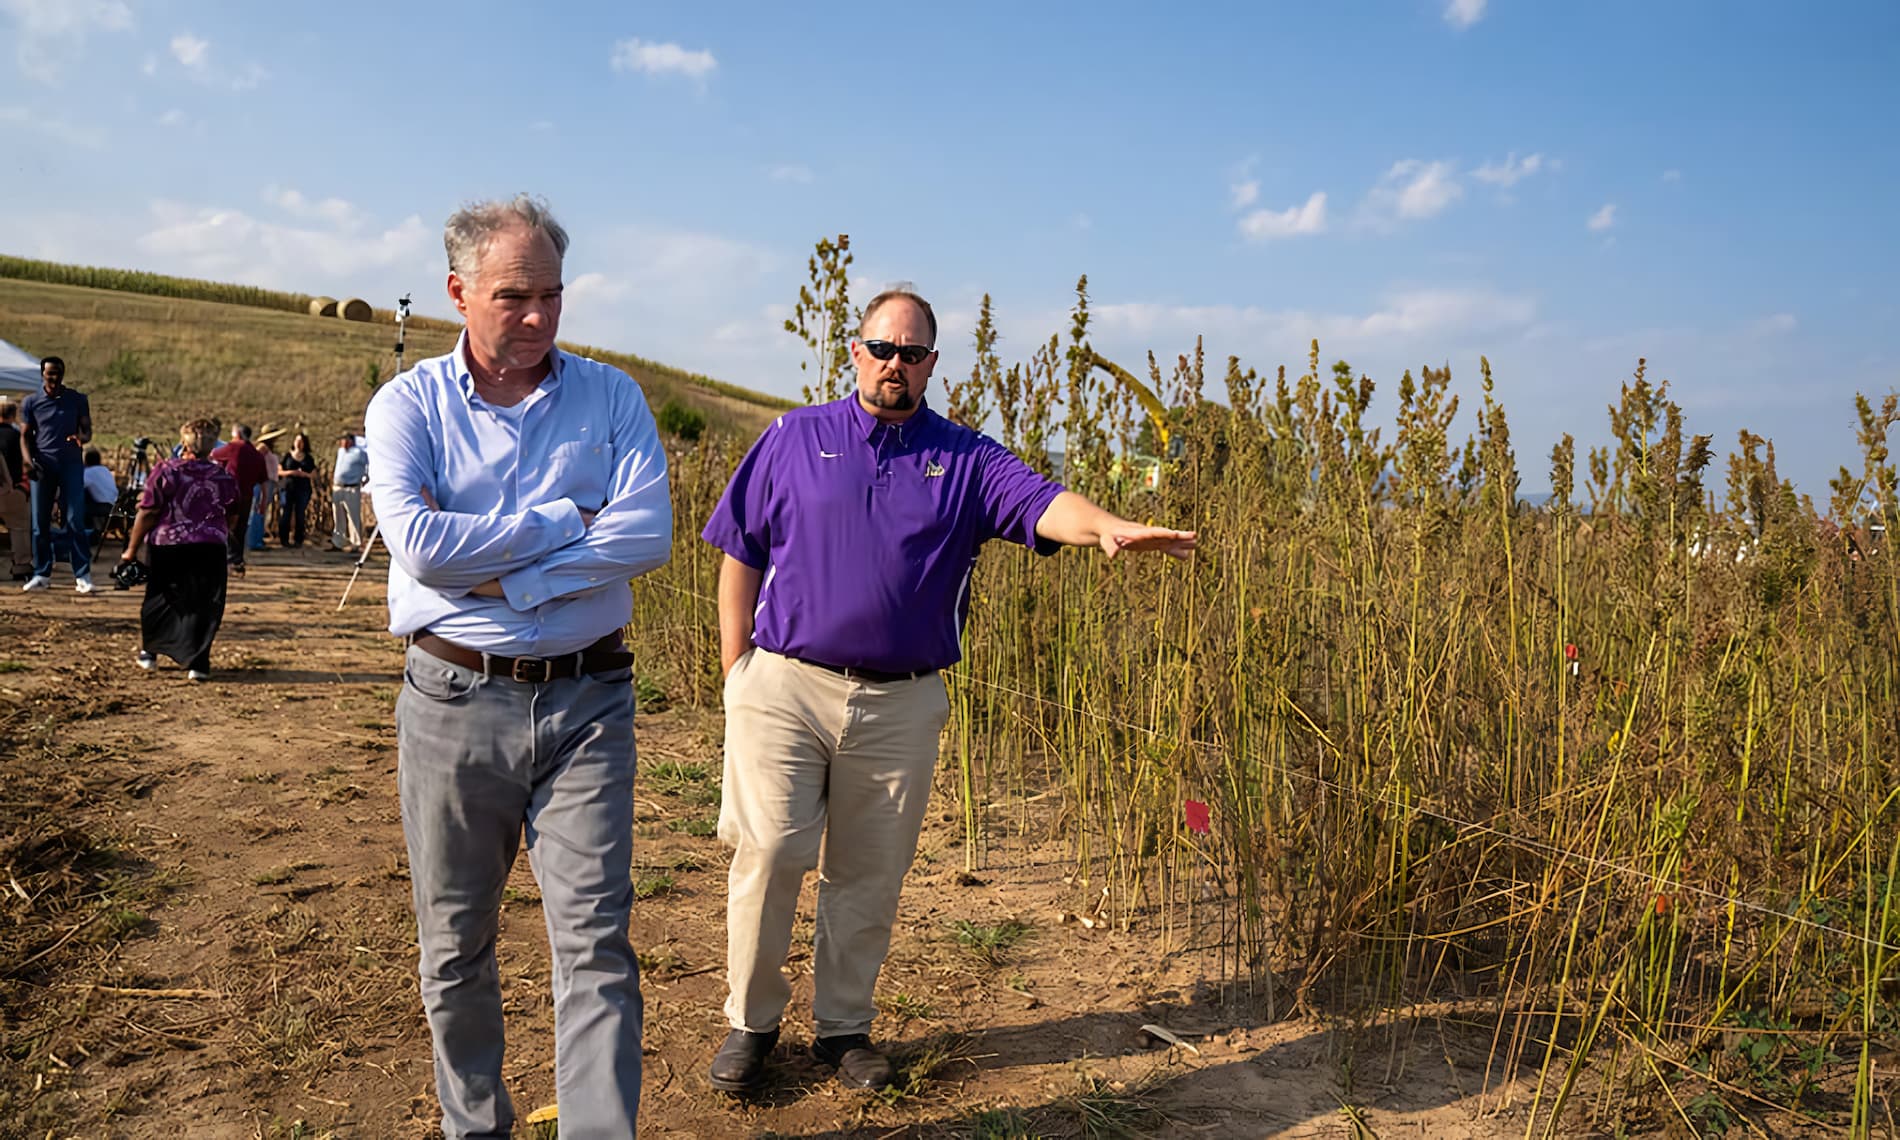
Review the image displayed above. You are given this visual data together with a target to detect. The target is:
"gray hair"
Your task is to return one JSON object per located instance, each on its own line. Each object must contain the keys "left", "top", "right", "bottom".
{"left": 234, "top": 423, "right": 253, "bottom": 442}
{"left": 443, "top": 194, "right": 570, "bottom": 279}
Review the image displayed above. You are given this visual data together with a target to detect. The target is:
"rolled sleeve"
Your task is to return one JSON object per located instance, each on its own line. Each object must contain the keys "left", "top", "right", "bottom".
{"left": 366, "top": 382, "right": 584, "bottom": 592}
{"left": 494, "top": 387, "right": 672, "bottom": 608}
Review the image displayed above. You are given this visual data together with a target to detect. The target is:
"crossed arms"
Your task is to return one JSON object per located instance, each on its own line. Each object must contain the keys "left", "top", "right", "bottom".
{"left": 366, "top": 381, "right": 672, "bottom": 608}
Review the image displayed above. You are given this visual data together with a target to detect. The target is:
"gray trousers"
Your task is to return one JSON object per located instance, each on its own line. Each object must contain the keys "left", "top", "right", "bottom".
{"left": 397, "top": 645, "right": 643, "bottom": 1139}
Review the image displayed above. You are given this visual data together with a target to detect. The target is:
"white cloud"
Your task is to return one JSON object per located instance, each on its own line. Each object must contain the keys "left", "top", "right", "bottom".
{"left": 1444, "top": 0, "right": 1487, "bottom": 28}
{"left": 140, "top": 53, "right": 157, "bottom": 77}
{"left": 1472, "top": 152, "right": 1545, "bottom": 188}
{"left": 156, "top": 108, "right": 185, "bottom": 127}
{"left": 3, "top": 0, "right": 133, "bottom": 82}
{"left": 609, "top": 38, "right": 717, "bottom": 81}
{"left": 1230, "top": 179, "right": 1260, "bottom": 209}
{"left": 134, "top": 198, "right": 432, "bottom": 288}
{"left": 263, "top": 185, "right": 362, "bottom": 228}
{"left": 0, "top": 103, "right": 106, "bottom": 148}
{"left": 1362, "top": 159, "right": 1464, "bottom": 226}
{"left": 1662, "top": 169, "right": 1682, "bottom": 183}
{"left": 1087, "top": 287, "right": 1538, "bottom": 377}
{"left": 768, "top": 163, "right": 813, "bottom": 184}
{"left": 156, "top": 32, "right": 266, "bottom": 90}
{"left": 1748, "top": 313, "right": 1797, "bottom": 337}
{"left": 1587, "top": 203, "right": 1617, "bottom": 232}
{"left": 1238, "top": 191, "right": 1328, "bottom": 241}
{"left": 1072, "top": 213, "right": 1092, "bottom": 231}
{"left": 169, "top": 32, "right": 208, "bottom": 70}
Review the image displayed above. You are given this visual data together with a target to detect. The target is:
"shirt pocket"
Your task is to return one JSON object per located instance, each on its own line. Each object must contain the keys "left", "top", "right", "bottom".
{"left": 546, "top": 440, "right": 611, "bottom": 511}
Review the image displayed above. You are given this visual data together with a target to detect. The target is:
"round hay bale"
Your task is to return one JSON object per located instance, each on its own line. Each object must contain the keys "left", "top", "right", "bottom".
{"left": 338, "top": 297, "right": 373, "bottom": 322}
{"left": 309, "top": 296, "right": 338, "bottom": 317}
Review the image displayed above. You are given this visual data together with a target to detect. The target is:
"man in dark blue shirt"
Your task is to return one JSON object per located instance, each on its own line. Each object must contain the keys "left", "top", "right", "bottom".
{"left": 20, "top": 356, "right": 95, "bottom": 593}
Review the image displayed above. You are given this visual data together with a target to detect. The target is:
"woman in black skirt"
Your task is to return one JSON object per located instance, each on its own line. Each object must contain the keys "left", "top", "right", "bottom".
{"left": 119, "top": 419, "right": 241, "bottom": 681}
{"left": 277, "top": 431, "right": 316, "bottom": 547}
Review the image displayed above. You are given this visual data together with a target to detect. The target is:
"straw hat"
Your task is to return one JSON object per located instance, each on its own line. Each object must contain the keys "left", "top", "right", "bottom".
{"left": 254, "top": 423, "right": 287, "bottom": 445}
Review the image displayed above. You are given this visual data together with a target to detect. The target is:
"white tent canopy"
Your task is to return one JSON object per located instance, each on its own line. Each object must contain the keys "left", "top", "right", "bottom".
{"left": 0, "top": 339, "right": 43, "bottom": 395}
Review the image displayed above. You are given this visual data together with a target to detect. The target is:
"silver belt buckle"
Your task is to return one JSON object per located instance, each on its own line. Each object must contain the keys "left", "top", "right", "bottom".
{"left": 511, "top": 656, "right": 552, "bottom": 683}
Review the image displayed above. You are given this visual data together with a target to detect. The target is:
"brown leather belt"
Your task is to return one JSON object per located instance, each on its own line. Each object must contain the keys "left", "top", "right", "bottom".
{"left": 410, "top": 630, "right": 633, "bottom": 683}
{"left": 794, "top": 657, "right": 936, "bottom": 684}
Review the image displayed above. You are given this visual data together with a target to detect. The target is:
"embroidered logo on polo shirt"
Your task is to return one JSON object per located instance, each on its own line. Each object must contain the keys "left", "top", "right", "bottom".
{"left": 924, "top": 461, "right": 945, "bottom": 478}
{"left": 819, "top": 450, "right": 842, "bottom": 459}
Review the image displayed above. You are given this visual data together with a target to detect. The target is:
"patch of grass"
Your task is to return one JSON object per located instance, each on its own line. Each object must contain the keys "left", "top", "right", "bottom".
{"left": 645, "top": 760, "right": 714, "bottom": 797}
{"left": 876, "top": 992, "right": 938, "bottom": 1021}
{"left": 949, "top": 918, "right": 1034, "bottom": 965}
{"left": 639, "top": 850, "right": 704, "bottom": 872}
{"left": 0, "top": 660, "right": 30, "bottom": 673}
{"left": 632, "top": 872, "right": 676, "bottom": 900}
{"left": 666, "top": 816, "right": 717, "bottom": 838}
{"left": 869, "top": 1033, "right": 973, "bottom": 1107}
{"left": 634, "top": 673, "right": 669, "bottom": 713}
{"left": 1065, "top": 1072, "right": 1166, "bottom": 1139}
{"left": 502, "top": 886, "right": 541, "bottom": 906}
{"left": 637, "top": 945, "right": 682, "bottom": 975}
{"left": 252, "top": 861, "right": 321, "bottom": 886}
{"left": 964, "top": 1107, "right": 1046, "bottom": 1140}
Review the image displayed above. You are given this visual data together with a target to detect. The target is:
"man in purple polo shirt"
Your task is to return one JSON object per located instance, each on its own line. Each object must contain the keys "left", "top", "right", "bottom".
{"left": 701, "top": 287, "right": 1196, "bottom": 1093}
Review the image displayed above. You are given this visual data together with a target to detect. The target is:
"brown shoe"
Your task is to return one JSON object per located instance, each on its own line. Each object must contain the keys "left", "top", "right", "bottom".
{"left": 708, "top": 1028, "right": 778, "bottom": 1093}
{"left": 811, "top": 1033, "right": 894, "bottom": 1089}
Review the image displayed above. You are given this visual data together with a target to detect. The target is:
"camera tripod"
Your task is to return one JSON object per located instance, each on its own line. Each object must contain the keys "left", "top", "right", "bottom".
{"left": 93, "top": 440, "right": 155, "bottom": 559}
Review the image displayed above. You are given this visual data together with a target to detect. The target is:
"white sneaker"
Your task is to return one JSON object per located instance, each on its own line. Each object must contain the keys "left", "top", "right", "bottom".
{"left": 136, "top": 651, "right": 157, "bottom": 671}
{"left": 21, "top": 575, "right": 50, "bottom": 591}
{"left": 187, "top": 669, "right": 210, "bottom": 682}
{"left": 74, "top": 575, "right": 95, "bottom": 595}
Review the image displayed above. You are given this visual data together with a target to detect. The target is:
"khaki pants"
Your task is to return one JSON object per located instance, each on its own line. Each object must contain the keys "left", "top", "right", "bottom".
{"left": 719, "top": 648, "right": 949, "bottom": 1036}
{"left": 330, "top": 487, "right": 363, "bottom": 549}
{"left": 0, "top": 485, "right": 28, "bottom": 572}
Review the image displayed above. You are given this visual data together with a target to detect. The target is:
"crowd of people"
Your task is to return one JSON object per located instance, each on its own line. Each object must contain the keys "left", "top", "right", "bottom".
{"left": 3, "top": 354, "right": 379, "bottom": 680}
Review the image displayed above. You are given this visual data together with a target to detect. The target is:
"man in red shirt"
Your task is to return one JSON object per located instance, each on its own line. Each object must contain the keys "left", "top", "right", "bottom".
{"left": 210, "top": 423, "right": 266, "bottom": 574}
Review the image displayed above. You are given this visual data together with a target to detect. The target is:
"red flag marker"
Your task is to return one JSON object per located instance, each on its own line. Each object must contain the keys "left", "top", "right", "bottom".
{"left": 1184, "top": 800, "right": 1210, "bottom": 834}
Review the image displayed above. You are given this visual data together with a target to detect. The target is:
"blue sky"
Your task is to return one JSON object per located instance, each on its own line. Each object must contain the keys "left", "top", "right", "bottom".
{"left": 2, "top": 0, "right": 1895, "bottom": 498}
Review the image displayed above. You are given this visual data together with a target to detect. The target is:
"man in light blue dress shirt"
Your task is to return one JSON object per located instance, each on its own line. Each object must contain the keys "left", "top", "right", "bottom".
{"left": 366, "top": 194, "right": 671, "bottom": 1138}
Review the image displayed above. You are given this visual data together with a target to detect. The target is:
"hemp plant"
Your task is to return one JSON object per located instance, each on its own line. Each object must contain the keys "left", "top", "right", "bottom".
{"left": 783, "top": 233, "right": 855, "bottom": 404}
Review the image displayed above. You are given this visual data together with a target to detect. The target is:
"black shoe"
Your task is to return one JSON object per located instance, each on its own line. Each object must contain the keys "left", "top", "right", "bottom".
{"left": 811, "top": 1033, "right": 894, "bottom": 1090}
{"left": 708, "top": 1028, "right": 778, "bottom": 1093}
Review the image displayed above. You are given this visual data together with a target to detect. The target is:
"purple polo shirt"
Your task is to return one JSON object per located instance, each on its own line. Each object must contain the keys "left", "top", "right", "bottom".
{"left": 702, "top": 395, "right": 1064, "bottom": 673}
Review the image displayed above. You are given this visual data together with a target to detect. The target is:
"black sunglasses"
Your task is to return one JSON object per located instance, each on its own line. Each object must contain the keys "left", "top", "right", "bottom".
{"left": 861, "top": 340, "right": 934, "bottom": 366}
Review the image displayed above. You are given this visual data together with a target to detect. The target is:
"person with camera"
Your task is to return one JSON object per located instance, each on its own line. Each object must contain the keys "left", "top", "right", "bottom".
{"left": 19, "top": 356, "right": 95, "bottom": 593}
{"left": 0, "top": 401, "right": 31, "bottom": 580}
{"left": 120, "top": 419, "right": 241, "bottom": 681}
{"left": 278, "top": 432, "right": 316, "bottom": 547}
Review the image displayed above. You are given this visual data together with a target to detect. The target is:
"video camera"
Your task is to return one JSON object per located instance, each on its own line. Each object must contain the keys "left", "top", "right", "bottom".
{"left": 132, "top": 436, "right": 153, "bottom": 452}
{"left": 396, "top": 293, "right": 413, "bottom": 321}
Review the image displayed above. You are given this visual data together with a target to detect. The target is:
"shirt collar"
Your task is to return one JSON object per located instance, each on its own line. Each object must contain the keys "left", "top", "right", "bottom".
{"left": 452, "top": 331, "right": 565, "bottom": 405}
{"left": 843, "top": 392, "right": 935, "bottom": 445}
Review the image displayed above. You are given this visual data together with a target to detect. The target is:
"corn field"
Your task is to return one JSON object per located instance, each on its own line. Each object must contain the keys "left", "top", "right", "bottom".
{"left": 632, "top": 271, "right": 1900, "bottom": 1132}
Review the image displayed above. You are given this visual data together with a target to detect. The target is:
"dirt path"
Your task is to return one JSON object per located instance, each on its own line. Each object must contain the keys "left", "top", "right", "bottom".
{"left": 1, "top": 547, "right": 1543, "bottom": 1138}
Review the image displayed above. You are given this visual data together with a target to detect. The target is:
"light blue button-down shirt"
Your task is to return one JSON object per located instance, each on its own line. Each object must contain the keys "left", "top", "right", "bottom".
{"left": 365, "top": 334, "right": 672, "bottom": 657}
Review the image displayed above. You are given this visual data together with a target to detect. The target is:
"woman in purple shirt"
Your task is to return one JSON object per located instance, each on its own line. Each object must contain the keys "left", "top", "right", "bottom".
{"left": 119, "top": 418, "right": 242, "bottom": 680}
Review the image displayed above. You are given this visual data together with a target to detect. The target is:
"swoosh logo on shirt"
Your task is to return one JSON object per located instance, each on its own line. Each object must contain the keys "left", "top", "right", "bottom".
{"left": 819, "top": 450, "right": 841, "bottom": 458}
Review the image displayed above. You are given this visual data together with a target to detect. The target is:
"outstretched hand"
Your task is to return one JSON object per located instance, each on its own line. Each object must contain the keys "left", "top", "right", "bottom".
{"left": 1100, "top": 523, "right": 1197, "bottom": 560}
